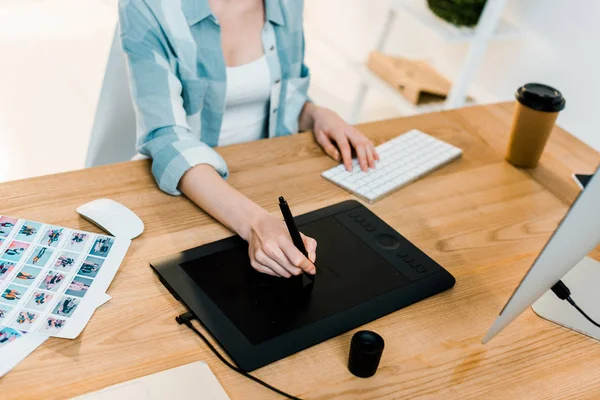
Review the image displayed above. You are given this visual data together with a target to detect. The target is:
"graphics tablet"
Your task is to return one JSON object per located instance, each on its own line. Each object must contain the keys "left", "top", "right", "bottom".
{"left": 151, "top": 200, "right": 455, "bottom": 371}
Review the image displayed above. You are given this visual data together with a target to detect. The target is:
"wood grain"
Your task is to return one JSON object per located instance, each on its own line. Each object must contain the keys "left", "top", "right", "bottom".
{"left": 1, "top": 102, "right": 599, "bottom": 400}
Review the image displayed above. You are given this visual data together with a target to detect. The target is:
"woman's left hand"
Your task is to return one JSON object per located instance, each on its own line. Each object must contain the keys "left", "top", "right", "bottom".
{"left": 311, "top": 106, "right": 379, "bottom": 172}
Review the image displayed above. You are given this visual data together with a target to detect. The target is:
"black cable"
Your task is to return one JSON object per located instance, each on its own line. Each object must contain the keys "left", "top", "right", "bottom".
{"left": 551, "top": 280, "right": 600, "bottom": 328}
{"left": 566, "top": 297, "right": 600, "bottom": 328}
{"left": 176, "top": 313, "right": 302, "bottom": 400}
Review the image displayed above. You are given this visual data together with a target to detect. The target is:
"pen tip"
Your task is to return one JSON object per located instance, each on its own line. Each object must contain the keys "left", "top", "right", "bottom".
{"left": 278, "top": 196, "right": 285, "bottom": 203}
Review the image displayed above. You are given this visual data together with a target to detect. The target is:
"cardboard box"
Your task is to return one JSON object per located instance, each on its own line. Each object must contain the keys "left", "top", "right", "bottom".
{"left": 367, "top": 51, "right": 451, "bottom": 105}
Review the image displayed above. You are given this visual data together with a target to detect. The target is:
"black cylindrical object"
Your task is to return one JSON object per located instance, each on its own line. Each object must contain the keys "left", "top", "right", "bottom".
{"left": 348, "top": 330, "right": 385, "bottom": 378}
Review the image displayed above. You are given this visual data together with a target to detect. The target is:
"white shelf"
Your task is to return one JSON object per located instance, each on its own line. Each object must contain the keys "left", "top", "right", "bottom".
{"left": 391, "top": 0, "right": 520, "bottom": 43}
{"left": 352, "top": 62, "right": 476, "bottom": 116}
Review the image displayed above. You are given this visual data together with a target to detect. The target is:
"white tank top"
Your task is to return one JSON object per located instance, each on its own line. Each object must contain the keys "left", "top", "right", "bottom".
{"left": 218, "top": 56, "right": 271, "bottom": 147}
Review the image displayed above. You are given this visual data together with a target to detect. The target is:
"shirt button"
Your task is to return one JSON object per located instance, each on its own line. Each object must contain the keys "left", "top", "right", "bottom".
{"left": 269, "top": 45, "right": 275, "bottom": 51}
{"left": 275, "top": 79, "right": 281, "bottom": 84}
{"left": 273, "top": 108, "right": 278, "bottom": 113}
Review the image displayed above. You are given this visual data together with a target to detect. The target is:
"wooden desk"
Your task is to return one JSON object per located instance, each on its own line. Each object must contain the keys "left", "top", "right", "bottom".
{"left": 1, "top": 103, "right": 599, "bottom": 399}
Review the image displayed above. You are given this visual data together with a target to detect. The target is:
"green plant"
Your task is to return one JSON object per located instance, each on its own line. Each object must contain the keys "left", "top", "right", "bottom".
{"left": 427, "top": 0, "right": 487, "bottom": 27}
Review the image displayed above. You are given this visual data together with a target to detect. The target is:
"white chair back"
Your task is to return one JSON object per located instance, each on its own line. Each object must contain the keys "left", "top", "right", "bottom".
{"left": 85, "top": 26, "right": 137, "bottom": 168}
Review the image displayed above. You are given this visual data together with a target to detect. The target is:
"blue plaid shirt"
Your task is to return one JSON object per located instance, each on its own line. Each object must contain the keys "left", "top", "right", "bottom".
{"left": 119, "top": 0, "right": 310, "bottom": 195}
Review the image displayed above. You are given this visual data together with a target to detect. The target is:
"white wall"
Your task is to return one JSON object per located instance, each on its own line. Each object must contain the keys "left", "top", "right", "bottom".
{"left": 0, "top": 0, "right": 597, "bottom": 183}
{"left": 307, "top": 0, "right": 600, "bottom": 152}
{"left": 0, "top": 0, "right": 115, "bottom": 182}
{"left": 460, "top": 0, "right": 600, "bottom": 151}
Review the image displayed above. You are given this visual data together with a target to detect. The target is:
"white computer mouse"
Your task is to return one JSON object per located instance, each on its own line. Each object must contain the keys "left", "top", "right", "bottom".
{"left": 76, "top": 198, "right": 144, "bottom": 239}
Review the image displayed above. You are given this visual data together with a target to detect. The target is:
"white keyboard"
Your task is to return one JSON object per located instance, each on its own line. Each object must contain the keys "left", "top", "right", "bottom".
{"left": 321, "top": 129, "right": 462, "bottom": 203}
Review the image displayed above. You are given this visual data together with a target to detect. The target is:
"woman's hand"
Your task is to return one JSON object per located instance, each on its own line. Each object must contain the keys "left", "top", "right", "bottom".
{"left": 180, "top": 165, "right": 317, "bottom": 278}
{"left": 311, "top": 106, "right": 379, "bottom": 172}
{"left": 247, "top": 212, "right": 317, "bottom": 278}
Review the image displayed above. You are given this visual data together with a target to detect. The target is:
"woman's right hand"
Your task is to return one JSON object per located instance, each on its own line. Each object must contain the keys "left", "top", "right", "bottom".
{"left": 246, "top": 213, "right": 317, "bottom": 278}
{"left": 179, "top": 165, "right": 316, "bottom": 278}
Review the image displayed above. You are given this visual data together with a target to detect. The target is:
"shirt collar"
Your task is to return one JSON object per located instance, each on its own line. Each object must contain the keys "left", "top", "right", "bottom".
{"left": 181, "top": 0, "right": 212, "bottom": 26}
{"left": 182, "top": 0, "right": 285, "bottom": 26}
{"left": 265, "top": 0, "right": 285, "bottom": 26}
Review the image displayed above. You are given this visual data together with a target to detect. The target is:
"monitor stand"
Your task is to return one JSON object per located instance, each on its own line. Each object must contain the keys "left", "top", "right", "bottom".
{"left": 532, "top": 256, "right": 600, "bottom": 341}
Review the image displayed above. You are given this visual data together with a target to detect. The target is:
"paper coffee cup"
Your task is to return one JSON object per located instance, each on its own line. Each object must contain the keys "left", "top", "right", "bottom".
{"left": 506, "top": 83, "right": 566, "bottom": 168}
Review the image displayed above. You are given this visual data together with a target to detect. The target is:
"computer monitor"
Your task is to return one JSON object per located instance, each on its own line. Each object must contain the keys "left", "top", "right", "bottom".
{"left": 483, "top": 166, "right": 600, "bottom": 343}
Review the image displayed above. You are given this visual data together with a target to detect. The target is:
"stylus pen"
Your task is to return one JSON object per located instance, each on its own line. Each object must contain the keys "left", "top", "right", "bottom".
{"left": 278, "top": 196, "right": 315, "bottom": 281}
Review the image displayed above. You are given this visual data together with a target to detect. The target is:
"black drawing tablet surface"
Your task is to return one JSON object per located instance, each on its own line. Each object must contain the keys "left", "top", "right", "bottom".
{"left": 151, "top": 200, "right": 455, "bottom": 371}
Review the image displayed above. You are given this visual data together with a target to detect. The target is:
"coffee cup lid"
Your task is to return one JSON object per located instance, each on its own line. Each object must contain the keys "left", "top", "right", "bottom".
{"left": 516, "top": 83, "right": 566, "bottom": 112}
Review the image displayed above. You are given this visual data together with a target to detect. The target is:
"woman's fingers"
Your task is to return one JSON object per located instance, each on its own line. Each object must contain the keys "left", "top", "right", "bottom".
{"left": 318, "top": 125, "right": 377, "bottom": 173}
{"left": 332, "top": 134, "right": 353, "bottom": 171}
{"left": 365, "top": 143, "right": 376, "bottom": 169}
{"left": 258, "top": 235, "right": 318, "bottom": 277}
{"left": 372, "top": 143, "right": 380, "bottom": 161}
{"left": 280, "top": 239, "right": 316, "bottom": 275}
{"left": 349, "top": 129, "right": 377, "bottom": 170}
{"left": 255, "top": 250, "right": 292, "bottom": 278}
{"left": 355, "top": 141, "right": 369, "bottom": 172}
{"left": 250, "top": 259, "right": 279, "bottom": 277}
{"left": 315, "top": 129, "right": 341, "bottom": 162}
{"left": 263, "top": 241, "right": 302, "bottom": 276}
{"left": 301, "top": 233, "right": 317, "bottom": 263}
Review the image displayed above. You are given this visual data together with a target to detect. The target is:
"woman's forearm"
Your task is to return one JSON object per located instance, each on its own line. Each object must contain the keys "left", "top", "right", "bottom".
{"left": 179, "top": 163, "right": 317, "bottom": 278}
{"left": 298, "top": 101, "right": 317, "bottom": 132}
{"left": 179, "top": 164, "right": 268, "bottom": 240}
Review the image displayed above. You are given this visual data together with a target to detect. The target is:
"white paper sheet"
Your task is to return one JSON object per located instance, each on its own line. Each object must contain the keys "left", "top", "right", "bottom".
{"left": 0, "top": 331, "right": 47, "bottom": 378}
{"left": 0, "top": 293, "right": 112, "bottom": 377}
{"left": 74, "top": 361, "right": 231, "bottom": 400}
{"left": 0, "top": 216, "right": 130, "bottom": 338}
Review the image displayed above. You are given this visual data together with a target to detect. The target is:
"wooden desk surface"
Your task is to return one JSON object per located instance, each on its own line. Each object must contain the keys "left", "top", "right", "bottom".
{"left": 1, "top": 103, "right": 599, "bottom": 400}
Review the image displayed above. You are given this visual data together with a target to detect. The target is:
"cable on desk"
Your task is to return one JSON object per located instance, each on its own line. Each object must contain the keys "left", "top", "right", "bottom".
{"left": 176, "top": 312, "right": 302, "bottom": 400}
{"left": 551, "top": 281, "right": 600, "bottom": 328}
{"left": 566, "top": 298, "right": 600, "bottom": 328}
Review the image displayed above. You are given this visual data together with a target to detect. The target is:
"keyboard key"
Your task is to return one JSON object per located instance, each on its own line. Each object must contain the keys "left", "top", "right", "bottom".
{"left": 355, "top": 188, "right": 370, "bottom": 197}
{"left": 346, "top": 175, "right": 361, "bottom": 183}
{"left": 322, "top": 170, "right": 337, "bottom": 179}
{"left": 373, "top": 188, "right": 386, "bottom": 197}
{"left": 377, "top": 142, "right": 393, "bottom": 152}
{"left": 347, "top": 182, "right": 362, "bottom": 192}
{"left": 336, "top": 170, "right": 352, "bottom": 180}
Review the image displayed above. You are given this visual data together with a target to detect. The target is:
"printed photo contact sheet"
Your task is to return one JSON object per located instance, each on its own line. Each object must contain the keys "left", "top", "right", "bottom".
{"left": 0, "top": 216, "right": 129, "bottom": 340}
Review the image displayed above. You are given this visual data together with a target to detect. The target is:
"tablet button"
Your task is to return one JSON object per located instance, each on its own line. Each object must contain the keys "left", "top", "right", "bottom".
{"left": 375, "top": 234, "right": 400, "bottom": 249}
{"left": 360, "top": 221, "right": 370, "bottom": 227}
{"left": 350, "top": 212, "right": 359, "bottom": 218}
{"left": 416, "top": 266, "right": 427, "bottom": 273}
{"left": 397, "top": 252, "right": 408, "bottom": 258}
{"left": 365, "top": 226, "right": 376, "bottom": 232}
{"left": 355, "top": 216, "right": 365, "bottom": 223}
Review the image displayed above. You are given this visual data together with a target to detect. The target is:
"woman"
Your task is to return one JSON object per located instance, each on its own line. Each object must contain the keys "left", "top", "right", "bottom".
{"left": 119, "top": 0, "right": 378, "bottom": 278}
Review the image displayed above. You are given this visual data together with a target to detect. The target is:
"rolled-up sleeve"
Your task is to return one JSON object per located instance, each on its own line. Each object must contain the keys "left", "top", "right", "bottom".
{"left": 119, "top": 0, "right": 228, "bottom": 195}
